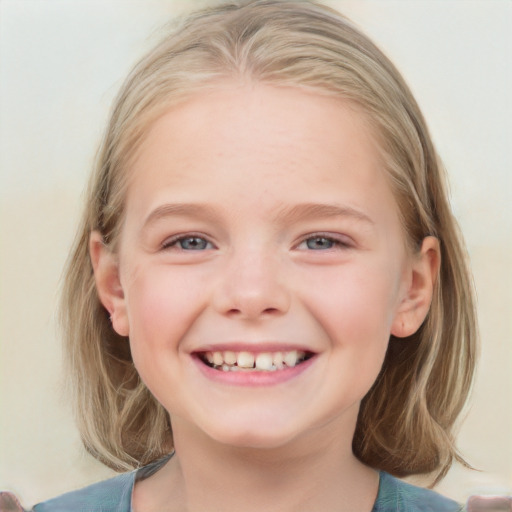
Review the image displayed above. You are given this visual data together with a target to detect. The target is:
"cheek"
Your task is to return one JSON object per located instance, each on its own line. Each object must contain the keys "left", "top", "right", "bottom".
{"left": 122, "top": 263, "right": 206, "bottom": 354}
{"left": 324, "top": 269, "right": 400, "bottom": 395}
{"left": 300, "top": 262, "right": 402, "bottom": 348}
{"left": 291, "top": 266, "right": 400, "bottom": 420}
{"left": 120, "top": 264, "right": 208, "bottom": 410}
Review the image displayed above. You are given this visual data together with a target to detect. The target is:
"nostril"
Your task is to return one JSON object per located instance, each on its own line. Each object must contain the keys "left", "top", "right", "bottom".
{"left": 226, "top": 306, "right": 282, "bottom": 318}
{"left": 213, "top": 278, "right": 291, "bottom": 319}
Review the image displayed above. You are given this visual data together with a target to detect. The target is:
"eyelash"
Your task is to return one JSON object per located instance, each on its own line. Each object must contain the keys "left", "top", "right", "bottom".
{"left": 160, "top": 233, "right": 352, "bottom": 251}
{"left": 296, "top": 233, "right": 353, "bottom": 251}
{"left": 161, "top": 233, "right": 214, "bottom": 251}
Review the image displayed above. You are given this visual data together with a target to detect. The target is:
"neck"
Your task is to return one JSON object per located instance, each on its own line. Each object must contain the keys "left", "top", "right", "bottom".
{"left": 133, "top": 414, "right": 379, "bottom": 512}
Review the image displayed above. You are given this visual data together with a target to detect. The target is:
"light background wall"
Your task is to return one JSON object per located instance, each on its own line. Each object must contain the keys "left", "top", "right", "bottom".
{"left": 0, "top": 0, "right": 510, "bottom": 507}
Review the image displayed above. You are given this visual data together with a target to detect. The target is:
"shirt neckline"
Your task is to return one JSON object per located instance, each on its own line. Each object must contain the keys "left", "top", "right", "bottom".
{"left": 129, "top": 455, "right": 385, "bottom": 512}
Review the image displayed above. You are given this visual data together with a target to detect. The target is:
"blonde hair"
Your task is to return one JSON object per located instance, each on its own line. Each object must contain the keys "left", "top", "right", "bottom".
{"left": 61, "top": 0, "right": 477, "bottom": 483}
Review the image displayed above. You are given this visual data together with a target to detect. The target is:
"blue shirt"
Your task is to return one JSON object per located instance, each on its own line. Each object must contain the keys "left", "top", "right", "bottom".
{"left": 32, "top": 460, "right": 463, "bottom": 512}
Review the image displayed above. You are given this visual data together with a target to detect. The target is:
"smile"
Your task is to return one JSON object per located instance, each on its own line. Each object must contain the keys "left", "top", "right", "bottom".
{"left": 199, "top": 350, "right": 313, "bottom": 372}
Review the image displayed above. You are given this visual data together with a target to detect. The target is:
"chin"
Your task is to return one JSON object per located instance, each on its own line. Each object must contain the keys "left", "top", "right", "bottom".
{"left": 217, "top": 433, "right": 296, "bottom": 451}
{"left": 205, "top": 419, "right": 301, "bottom": 451}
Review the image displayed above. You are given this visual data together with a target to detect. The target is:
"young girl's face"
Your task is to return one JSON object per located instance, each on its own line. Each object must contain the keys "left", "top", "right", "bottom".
{"left": 95, "top": 83, "right": 432, "bottom": 451}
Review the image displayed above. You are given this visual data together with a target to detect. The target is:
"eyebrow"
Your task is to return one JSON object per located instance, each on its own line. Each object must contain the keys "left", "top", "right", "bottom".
{"left": 273, "top": 203, "right": 375, "bottom": 225}
{"left": 142, "top": 203, "right": 221, "bottom": 229}
{"left": 142, "top": 202, "right": 375, "bottom": 229}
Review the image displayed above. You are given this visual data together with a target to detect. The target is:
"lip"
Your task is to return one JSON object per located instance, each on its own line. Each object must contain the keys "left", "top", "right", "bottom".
{"left": 191, "top": 342, "right": 314, "bottom": 353}
{"left": 191, "top": 352, "right": 317, "bottom": 387}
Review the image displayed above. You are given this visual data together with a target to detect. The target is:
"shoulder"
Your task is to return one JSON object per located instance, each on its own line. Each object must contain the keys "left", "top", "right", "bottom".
{"left": 32, "top": 472, "right": 135, "bottom": 512}
{"left": 374, "top": 472, "right": 464, "bottom": 512}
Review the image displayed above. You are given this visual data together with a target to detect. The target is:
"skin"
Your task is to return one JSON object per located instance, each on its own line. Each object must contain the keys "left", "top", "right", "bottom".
{"left": 91, "top": 83, "right": 439, "bottom": 512}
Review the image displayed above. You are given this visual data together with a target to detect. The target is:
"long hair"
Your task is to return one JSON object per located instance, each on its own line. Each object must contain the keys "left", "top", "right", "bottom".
{"left": 61, "top": 0, "right": 477, "bottom": 482}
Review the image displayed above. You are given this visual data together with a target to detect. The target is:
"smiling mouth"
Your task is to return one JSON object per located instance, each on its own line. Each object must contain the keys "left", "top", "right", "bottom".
{"left": 197, "top": 350, "right": 313, "bottom": 372}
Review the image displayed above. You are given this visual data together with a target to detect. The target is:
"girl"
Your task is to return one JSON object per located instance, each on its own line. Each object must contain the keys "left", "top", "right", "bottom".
{"left": 5, "top": 0, "right": 478, "bottom": 510}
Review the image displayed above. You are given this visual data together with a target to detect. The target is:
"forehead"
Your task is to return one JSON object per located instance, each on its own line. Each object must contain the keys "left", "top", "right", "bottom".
{"left": 124, "top": 83, "right": 399, "bottom": 228}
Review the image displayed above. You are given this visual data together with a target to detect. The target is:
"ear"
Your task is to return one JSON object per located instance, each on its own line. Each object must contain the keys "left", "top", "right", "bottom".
{"left": 89, "top": 231, "right": 129, "bottom": 337}
{"left": 391, "top": 236, "right": 440, "bottom": 338}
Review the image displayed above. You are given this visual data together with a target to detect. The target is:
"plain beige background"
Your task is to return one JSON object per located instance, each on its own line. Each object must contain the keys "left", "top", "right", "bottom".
{"left": 1, "top": 0, "right": 511, "bottom": 507}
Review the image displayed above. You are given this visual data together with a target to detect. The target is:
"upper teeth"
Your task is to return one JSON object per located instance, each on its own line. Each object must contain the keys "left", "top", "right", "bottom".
{"left": 204, "top": 350, "right": 306, "bottom": 371}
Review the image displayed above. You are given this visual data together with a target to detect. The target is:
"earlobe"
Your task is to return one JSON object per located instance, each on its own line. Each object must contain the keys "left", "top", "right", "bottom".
{"left": 391, "top": 236, "right": 440, "bottom": 338}
{"left": 89, "top": 231, "right": 129, "bottom": 337}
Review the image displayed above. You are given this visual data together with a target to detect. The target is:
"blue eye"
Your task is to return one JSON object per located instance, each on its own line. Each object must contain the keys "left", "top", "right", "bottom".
{"left": 305, "top": 236, "right": 336, "bottom": 250}
{"left": 163, "top": 235, "right": 212, "bottom": 251}
{"left": 296, "top": 234, "right": 352, "bottom": 251}
{"left": 178, "top": 236, "right": 210, "bottom": 250}
{"left": 182, "top": 236, "right": 208, "bottom": 251}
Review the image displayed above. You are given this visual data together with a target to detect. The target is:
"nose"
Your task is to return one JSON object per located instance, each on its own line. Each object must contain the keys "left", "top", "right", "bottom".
{"left": 212, "top": 246, "right": 291, "bottom": 320}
